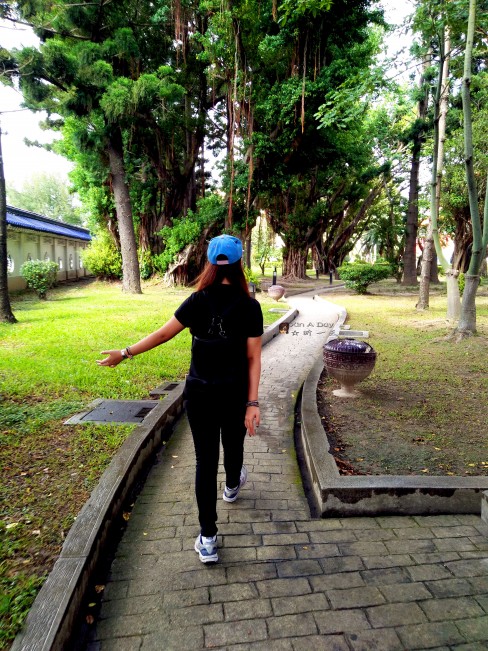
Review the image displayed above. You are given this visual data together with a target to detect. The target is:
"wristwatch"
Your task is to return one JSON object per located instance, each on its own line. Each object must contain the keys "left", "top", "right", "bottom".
{"left": 120, "top": 349, "right": 128, "bottom": 359}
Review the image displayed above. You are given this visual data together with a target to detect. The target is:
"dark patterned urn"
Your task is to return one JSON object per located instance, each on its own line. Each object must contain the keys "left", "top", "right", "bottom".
{"left": 323, "top": 338, "right": 376, "bottom": 398}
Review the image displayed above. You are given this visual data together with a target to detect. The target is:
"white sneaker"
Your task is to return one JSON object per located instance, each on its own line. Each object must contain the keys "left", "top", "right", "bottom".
{"left": 223, "top": 465, "right": 248, "bottom": 503}
{"left": 194, "top": 534, "right": 218, "bottom": 564}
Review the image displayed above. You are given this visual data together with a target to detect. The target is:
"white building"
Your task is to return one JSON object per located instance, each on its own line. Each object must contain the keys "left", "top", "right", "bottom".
{"left": 6, "top": 205, "right": 92, "bottom": 291}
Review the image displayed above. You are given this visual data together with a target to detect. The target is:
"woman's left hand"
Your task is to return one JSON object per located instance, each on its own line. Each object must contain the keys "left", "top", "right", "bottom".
{"left": 245, "top": 406, "right": 260, "bottom": 436}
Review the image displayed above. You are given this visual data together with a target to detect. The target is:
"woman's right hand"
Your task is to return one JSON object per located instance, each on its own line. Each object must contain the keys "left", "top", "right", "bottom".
{"left": 97, "top": 350, "right": 124, "bottom": 368}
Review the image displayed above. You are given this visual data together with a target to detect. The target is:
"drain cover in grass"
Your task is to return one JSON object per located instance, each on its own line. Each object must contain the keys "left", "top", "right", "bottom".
{"left": 65, "top": 399, "right": 161, "bottom": 425}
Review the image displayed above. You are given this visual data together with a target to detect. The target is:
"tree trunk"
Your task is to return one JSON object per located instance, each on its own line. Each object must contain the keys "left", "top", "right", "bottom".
{"left": 0, "top": 127, "right": 16, "bottom": 323}
{"left": 456, "top": 0, "right": 486, "bottom": 336}
{"left": 430, "top": 251, "right": 439, "bottom": 283}
{"left": 417, "top": 221, "right": 434, "bottom": 310}
{"left": 282, "top": 245, "right": 308, "bottom": 279}
{"left": 456, "top": 274, "right": 479, "bottom": 336}
{"left": 446, "top": 270, "right": 461, "bottom": 322}
{"left": 403, "top": 51, "right": 430, "bottom": 286}
{"left": 107, "top": 129, "right": 142, "bottom": 294}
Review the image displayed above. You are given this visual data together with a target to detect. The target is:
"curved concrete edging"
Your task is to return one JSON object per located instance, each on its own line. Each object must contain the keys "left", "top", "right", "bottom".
{"left": 12, "top": 307, "right": 298, "bottom": 651}
{"left": 300, "top": 354, "right": 488, "bottom": 517}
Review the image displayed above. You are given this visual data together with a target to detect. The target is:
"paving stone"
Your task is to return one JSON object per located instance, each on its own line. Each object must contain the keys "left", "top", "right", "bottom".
{"left": 209, "top": 582, "right": 258, "bottom": 603}
{"left": 297, "top": 543, "right": 341, "bottom": 559}
{"left": 96, "top": 637, "right": 142, "bottom": 651}
{"left": 169, "top": 602, "right": 223, "bottom": 626}
{"left": 310, "top": 572, "right": 364, "bottom": 592}
{"left": 406, "top": 563, "right": 453, "bottom": 582}
{"left": 392, "top": 527, "right": 435, "bottom": 539}
{"left": 221, "top": 546, "right": 257, "bottom": 562}
{"left": 362, "top": 554, "right": 413, "bottom": 570}
{"left": 256, "top": 577, "right": 312, "bottom": 598}
{"left": 425, "top": 577, "right": 477, "bottom": 598}
{"left": 252, "top": 521, "right": 297, "bottom": 534}
{"left": 454, "top": 615, "right": 488, "bottom": 641}
{"left": 339, "top": 517, "right": 380, "bottom": 530}
{"left": 451, "top": 644, "right": 488, "bottom": 651}
{"left": 226, "top": 639, "right": 293, "bottom": 651}
{"left": 267, "top": 612, "right": 318, "bottom": 638}
{"left": 99, "top": 595, "right": 161, "bottom": 619}
{"left": 291, "top": 634, "right": 349, "bottom": 651}
{"left": 327, "top": 587, "right": 386, "bottom": 610}
{"left": 276, "top": 559, "right": 323, "bottom": 578}
{"left": 433, "top": 537, "right": 477, "bottom": 552}
{"left": 272, "top": 592, "right": 330, "bottom": 616}
{"left": 256, "top": 544, "right": 297, "bottom": 561}
{"left": 226, "top": 562, "right": 277, "bottom": 583}
{"left": 141, "top": 626, "right": 204, "bottom": 650}
{"left": 445, "top": 559, "right": 488, "bottom": 577}
{"left": 222, "top": 534, "right": 262, "bottom": 547}
{"left": 314, "top": 609, "right": 371, "bottom": 634}
{"left": 296, "top": 520, "right": 344, "bottom": 532}
{"left": 346, "top": 628, "right": 404, "bottom": 651}
{"left": 420, "top": 596, "right": 485, "bottom": 621}
{"left": 320, "top": 556, "right": 365, "bottom": 574}
{"left": 262, "top": 533, "right": 310, "bottom": 546}
{"left": 411, "top": 552, "right": 460, "bottom": 564}
{"left": 163, "top": 586, "right": 209, "bottom": 608}
{"left": 385, "top": 539, "right": 436, "bottom": 554}
{"left": 359, "top": 567, "right": 411, "bottom": 586}
{"left": 378, "top": 582, "right": 432, "bottom": 603}
{"left": 375, "top": 516, "right": 418, "bottom": 528}
{"left": 204, "top": 619, "right": 268, "bottom": 646}
{"left": 432, "top": 526, "right": 482, "bottom": 538}
{"left": 338, "top": 541, "right": 389, "bottom": 557}
{"left": 367, "top": 602, "right": 427, "bottom": 628}
{"left": 396, "top": 622, "right": 465, "bottom": 649}
{"left": 224, "top": 598, "right": 273, "bottom": 621}
{"left": 309, "top": 530, "right": 357, "bottom": 544}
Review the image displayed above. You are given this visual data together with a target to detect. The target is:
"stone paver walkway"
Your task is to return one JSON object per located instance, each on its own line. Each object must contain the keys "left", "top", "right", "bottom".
{"left": 87, "top": 294, "right": 488, "bottom": 651}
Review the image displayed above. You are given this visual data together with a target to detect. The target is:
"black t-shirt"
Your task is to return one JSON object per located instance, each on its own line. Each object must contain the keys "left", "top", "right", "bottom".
{"left": 175, "top": 284, "right": 263, "bottom": 387}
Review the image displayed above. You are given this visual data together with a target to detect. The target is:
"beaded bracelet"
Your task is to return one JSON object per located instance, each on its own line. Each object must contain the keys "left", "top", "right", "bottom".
{"left": 246, "top": 400, "right": 259, "bottom": 408}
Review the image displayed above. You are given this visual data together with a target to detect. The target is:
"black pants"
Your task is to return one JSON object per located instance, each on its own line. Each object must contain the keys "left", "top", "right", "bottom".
{"left": 185, "top": 382, "right": 247, "bottom": 537}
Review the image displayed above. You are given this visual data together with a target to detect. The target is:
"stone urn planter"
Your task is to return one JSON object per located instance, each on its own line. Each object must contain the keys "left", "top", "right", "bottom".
{"left": 268, "top": 284, "right": 285, "bottom": 301}
{"left": 323, "top": 338, "right": 376, "bottom": 398}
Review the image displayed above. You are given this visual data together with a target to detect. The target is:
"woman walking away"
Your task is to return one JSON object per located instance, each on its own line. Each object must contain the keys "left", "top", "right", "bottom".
{"left": 97, "top": 235, "right": 263, "bottom": 564}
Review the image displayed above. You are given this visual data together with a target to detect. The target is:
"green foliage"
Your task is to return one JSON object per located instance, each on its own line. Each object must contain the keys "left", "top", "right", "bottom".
{"left": 458, "top": 272, "right": 465, "bottom": 296}
{"left": 81, "top": 233, "right": 122, "bottom": 280}
{"left": 7, "top": 174, "right": 84, "bottom": 225}
{"left": 0, "top": 569, "right": 45, "bottom": 648}
{"left": 156, "top": 194, "right": 226, "bottom": 273}
{"left": 243, "top": 266, "right": 261, "bottom": 289}
{"left": 338, "top": 261, "right": 392, "bottom": 294}
{"left": 19, "top": 260, "right": 59, "bottom": 299}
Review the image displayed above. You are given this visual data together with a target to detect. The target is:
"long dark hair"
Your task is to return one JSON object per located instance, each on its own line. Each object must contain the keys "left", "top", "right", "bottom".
{"left": 196, "top": 260, "right": 250, "bottom": 295}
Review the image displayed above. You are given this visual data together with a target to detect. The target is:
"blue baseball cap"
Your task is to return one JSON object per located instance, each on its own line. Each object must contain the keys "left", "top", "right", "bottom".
{"left": 207, "top": 235, "right": 243, "bottom": 265}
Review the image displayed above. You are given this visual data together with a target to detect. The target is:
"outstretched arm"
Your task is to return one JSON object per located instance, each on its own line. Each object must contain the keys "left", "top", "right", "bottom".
{"left": 97, "top": 316, "right": 186, "bottom": 367}
{"left": 245, "top": 336, "right": 262, "bottom": 436}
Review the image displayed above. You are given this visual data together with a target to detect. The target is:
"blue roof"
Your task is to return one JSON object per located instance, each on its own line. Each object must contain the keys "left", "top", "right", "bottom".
{"left": 6, "top": 205, "right": 92, "bottom": 242}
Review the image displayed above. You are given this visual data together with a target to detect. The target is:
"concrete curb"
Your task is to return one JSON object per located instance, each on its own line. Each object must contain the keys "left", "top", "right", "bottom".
{"left": 300, "top": 354, "right": 488, "bottom": 517}
{"left": 12, "top": 308, "right": 298, "bottom": 651}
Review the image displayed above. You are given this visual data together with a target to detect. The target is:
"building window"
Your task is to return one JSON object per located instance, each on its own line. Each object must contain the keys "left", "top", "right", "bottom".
{"left": 58, "top": 257, "right": 63, "bottom": 270}
{"left": 69, "top": 254, "right": 74, "bottom": 270}
{"left": 44, "top": 252, "right": 50, "bottom": 261}
{"left": 7, "top": 254, "right": 14, "bottom": 273}
{"left": 27, "top": 253, "right": 32, "bottom": 261}
{"left": 79, "top": 256, "right": 84, "bottom": 269}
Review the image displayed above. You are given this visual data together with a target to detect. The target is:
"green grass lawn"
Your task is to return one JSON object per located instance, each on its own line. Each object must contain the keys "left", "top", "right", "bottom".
{"left": 318, "top": 281, "right": 488, "bottom": 476}
{"left": 0, "top": 279, "right": 286, "bottom": 649}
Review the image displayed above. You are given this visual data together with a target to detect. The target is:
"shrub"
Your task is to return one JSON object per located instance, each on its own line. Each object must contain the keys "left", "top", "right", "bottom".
{"left": 20, "top": 260, "right": 59, "bottom": 299}
{"left": 338, "top": 261, "right": 392, "bottom": 294}
{"left": 458, "top": 272, "right": 465, "bottom": 296}
{"left": 244, "top": 266, "right": 261, "bottom": 290}
{"left": 81, "top": 234, "right": 122, "bottom": 280}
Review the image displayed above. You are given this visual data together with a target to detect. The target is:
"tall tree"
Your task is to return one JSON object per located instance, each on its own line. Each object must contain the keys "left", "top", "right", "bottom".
{"left": 7, "top": 173, "right": 83, "bottom": 224}
{"left": 455, "top": 0, "right": 488, "bottom": 337}
{"left": 0, "top": 125, "right": 17, "bottom": 323}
